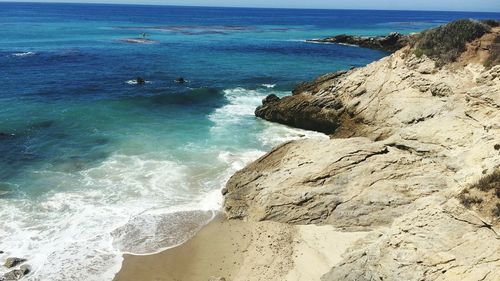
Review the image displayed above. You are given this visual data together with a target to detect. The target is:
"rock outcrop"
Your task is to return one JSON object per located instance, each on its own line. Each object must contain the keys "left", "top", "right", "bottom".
{"left": 307, "top": 32, "right": 409, "bottom": 52}
{"left": 1, "top": 257, "right": 30, "bottom": 281}
{"left": 3, "top": 258, "right": 26, "bottom": 269}
{"left": 2, "top": 265, "right": 30, "bottom": 281}
{"left": 225, "top": 23, "right": 500, "bottom": 281}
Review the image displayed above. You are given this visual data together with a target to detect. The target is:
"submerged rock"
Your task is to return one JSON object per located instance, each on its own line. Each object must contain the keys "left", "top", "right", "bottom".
{"left": 175, "top": 77, "right": 187, "bottom": 84}
{"left": 136, "top": 77, "right": 146, "bottom": 85}
{"left": 4, "top": 258, "right": 26, "bottom": 269}
{"left": 308, "top": 32, "right": 409, "bottom": 52}
{"left": 0, "top": 133, "right": 14, "bottom": 140}
{"left": 30, "top": 120, "right": 54, "bottom": 129}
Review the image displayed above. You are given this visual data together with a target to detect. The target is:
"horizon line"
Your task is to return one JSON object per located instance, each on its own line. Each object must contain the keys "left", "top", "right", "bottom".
{"left": 2, "top": 1, "right": 500, "bottom": 13}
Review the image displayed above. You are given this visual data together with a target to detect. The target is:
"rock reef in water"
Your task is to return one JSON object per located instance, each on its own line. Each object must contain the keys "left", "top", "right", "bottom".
{"left": 307, "top": 32, "right": 409, "bottom": 52}
{"left": 225, "top": 21, "right": 500, "bottom": 281}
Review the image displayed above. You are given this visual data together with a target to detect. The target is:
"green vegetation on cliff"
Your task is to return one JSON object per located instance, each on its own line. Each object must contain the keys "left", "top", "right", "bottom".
{"left": 412, "top": 19, "right": 492, "bottom": 66}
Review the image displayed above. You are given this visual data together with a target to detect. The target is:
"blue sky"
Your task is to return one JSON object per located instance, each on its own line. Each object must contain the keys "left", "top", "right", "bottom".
{"left": 2, "top": 0, "right": 500, "bottom": 12}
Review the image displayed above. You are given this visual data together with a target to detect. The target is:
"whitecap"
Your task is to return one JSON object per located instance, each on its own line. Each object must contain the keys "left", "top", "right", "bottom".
{"left": 261, "top": 83, "right": 276, "bottom": 88}
{"left": 126, "top": 79, "right": 151, "bottom": 85}
{"left": 12, "top": 51, "right": 36, "bottom": 57}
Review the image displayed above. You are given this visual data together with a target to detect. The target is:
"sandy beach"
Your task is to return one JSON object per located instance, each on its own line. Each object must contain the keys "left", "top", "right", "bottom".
{"left": 114, "top": 214, "right": 369, "bottom": 281}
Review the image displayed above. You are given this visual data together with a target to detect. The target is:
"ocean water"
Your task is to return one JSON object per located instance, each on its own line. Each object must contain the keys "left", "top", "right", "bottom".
{"left": 0, "top": 3, "right": 498, "bottom": 280}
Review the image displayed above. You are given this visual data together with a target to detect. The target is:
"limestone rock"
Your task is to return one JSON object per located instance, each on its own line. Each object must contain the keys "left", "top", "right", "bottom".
{"left": 224, "top": 137, "right": 450, "bottom": 228}
{"left": 321, "top": 202, "right": 500, "bottom": 281}
{"left": 255, "top": 94, "right": 341, "bottom": 134}
{"left": 225, "top": 24, "right": 500, "bottom": 281}
{"left": 430, "top": 82, "right": 453, "bottom": 97}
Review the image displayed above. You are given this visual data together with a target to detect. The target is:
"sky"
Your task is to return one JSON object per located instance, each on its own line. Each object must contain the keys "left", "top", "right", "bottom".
{"left": 1, "top": 0, "right": 500, "bottom": 12}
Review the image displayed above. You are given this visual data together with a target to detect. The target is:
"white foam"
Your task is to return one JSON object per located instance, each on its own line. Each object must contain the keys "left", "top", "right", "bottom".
{"left": 0, "top": 154, "right": 229, "bottom": 281}
{"left": 126, "top": 79, "right": 151, "bottom": 85}
{"left": 0, "top": 86, "right": 328, "bottom": 281}
{"left": 258, "top": 123, "right": 328, "bottom": 146}
{"left": 261, "top": 83, "right": 276, "bottom": 88}
{"left": 111, "top": 210, "right": 215, "bottom": 255}
{"left": 208, "top": 87, "right": 265, "bottom": 128}
{"left": 12, "top": 51, "right": 36, "bottom": 57}
{"left": 338, "top": 42, "right": 360, "bottom": 47}
{"left": 0, "top": 141, "right": 273, "bottom": 280}
{"left": 209, "top": 87, "right": 328, "bottom": 146}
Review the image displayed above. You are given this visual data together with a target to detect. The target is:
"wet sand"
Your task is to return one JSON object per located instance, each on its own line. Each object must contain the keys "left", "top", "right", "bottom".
{"left": 113, "top": 215, "right": 251, "bottom": 281}
{"left": 114, "top": 214, "right": 369, "bottom": 281}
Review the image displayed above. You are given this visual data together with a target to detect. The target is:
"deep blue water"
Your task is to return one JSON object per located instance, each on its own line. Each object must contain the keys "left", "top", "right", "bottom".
{"left": 0, "top": 3, "right": 498, "bottom": 280}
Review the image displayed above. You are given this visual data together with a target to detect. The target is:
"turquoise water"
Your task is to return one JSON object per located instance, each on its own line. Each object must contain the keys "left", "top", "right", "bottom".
{"left": 1, "top": 3, "right": 499, "bottom": 280}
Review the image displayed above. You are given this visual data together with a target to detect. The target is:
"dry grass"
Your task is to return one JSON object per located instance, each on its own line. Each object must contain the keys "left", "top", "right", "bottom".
{"left": 471, "top": 169, "right": 500, "bottom": 193}
{"left": 481, "top": 19, "right": 500, "bottom": 28}
{"left": 459, "top": 169, "right": 500, "bottom": 221}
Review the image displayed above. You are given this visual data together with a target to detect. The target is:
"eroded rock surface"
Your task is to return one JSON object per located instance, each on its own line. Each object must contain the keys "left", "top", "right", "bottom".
{"left": 321, "top": 202, "right": 500, "bottom": 281}
{"left": 226, "top": 27, "right": 500, "bottom": 281}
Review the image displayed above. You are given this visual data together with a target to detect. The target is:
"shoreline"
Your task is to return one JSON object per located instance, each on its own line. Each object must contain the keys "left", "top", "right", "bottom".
{"left": 113, "top": 213, "right": 369, "bottom": 281}
{"left": 113, "top": 213, "right": 249, "bottom": 281}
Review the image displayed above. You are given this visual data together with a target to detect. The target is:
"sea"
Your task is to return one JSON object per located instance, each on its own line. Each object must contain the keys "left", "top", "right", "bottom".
{"left": 0, "top": 3, "right": 498, "bottom": 280}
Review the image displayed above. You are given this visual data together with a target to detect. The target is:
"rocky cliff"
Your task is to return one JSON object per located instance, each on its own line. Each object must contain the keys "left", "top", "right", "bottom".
{"left": 224, "top": 20, "right": 500, "bottom": 281}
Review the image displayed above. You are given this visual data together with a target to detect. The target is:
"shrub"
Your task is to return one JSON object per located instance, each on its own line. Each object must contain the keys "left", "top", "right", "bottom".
{"left": 459, "top": 192, "right": 483, "bottom": 208}
{"left": 471, "top": 169, "right": 500, "bottom": 193}
{"left": 484, "top": 35, "right": 500, "bottom": 68}
{"left": 459, "top": 169, "right": 500, "bottom": 219}
{"left": 412, "top": 19, "right": 491, "bottom": 66}
{"left": 481, "top": 19, "right": 500, "bottom": 28}
{"left": 414, "top": 48, "right": 424, "bottom": 58}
